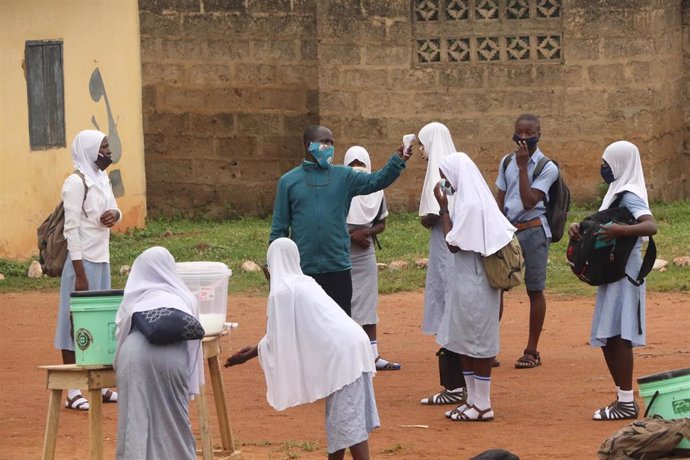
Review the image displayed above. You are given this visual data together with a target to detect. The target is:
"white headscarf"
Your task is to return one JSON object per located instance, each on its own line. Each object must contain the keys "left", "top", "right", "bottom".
{"left": 344, "top": 146, "right": 387, "bottom": 225}
{"left": 71, "top": 130, "right": 110, "bottom": 188}
{"left": 114, "top": 246, "right": 204, "bottom": 398}
{"left": 258, "top": 238, "right": 375, "bottom": 411}
{"left": 418, "top": 122, "right": 458, "bottom": 216}
{"left": 599, "top": 141, "right": 649, "bottom": 210}
{"left": 440, "top": 153, "right": 517, "bottom": 256}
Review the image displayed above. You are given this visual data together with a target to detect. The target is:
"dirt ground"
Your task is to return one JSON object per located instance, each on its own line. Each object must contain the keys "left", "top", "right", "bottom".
{"left": 1, "top": 289, "right": 689, "bottom": 459}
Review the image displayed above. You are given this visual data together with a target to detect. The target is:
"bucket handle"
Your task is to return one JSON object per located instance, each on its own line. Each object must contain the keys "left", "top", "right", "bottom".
{"left": 643, "top": 390, "right": 660, "bottom": 418}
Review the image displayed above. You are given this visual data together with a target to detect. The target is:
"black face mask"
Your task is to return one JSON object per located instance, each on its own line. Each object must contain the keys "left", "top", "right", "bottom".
{"left": 95, "top": 153, "right": 113, "bottom": 171}
{"left": 512, "top": 133, "right": 539, "bottom": 150}
{"left": 600, "top": 163, "right": 615, "bottom": 184}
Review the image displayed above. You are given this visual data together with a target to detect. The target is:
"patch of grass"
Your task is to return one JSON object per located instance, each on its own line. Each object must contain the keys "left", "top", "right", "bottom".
{"left": 277, "top": 440, "right": 321, "bottom": 459}
{"left": 2, "top": 201, "right": 689, "bottom": 295}
{"left": 380, "top": 443, "right": 404, "bottom": 454}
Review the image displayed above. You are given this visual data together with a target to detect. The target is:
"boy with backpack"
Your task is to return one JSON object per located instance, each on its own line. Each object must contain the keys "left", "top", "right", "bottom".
{"left": 495, "top": 114, "right": 563, "bottom": 369}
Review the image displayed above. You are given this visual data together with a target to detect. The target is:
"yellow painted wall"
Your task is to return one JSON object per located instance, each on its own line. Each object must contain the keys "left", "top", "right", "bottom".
{"left": 0, "top": 0, "right": 146, "bottom": 260}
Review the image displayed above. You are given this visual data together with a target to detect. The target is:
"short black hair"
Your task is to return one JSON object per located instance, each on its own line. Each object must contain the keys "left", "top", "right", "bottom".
{"left": 303, "top": 125, "right": 325, "bottom": 145}
{"left": 516, "top": 113, "right": 541, "bottom": 129}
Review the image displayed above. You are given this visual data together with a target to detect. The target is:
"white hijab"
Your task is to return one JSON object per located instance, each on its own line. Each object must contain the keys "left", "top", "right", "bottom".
{"left": 440, "top": 153, "right": 517, "bottom": 256}
{"left": 114, "top": 246, "right": 204, "bottom": 398}
{"left": 599, "top": 140, "right": 649, "bottom": 210}
{"left": 344, "top": 146, "right": 387, "bottom": 225}
{"left": 258, "top": 238, "right": 375, "bottom": 411}
{"left": 71, "top": 130, "right": 110, "bottom": 188}
{"left": 418, "top": 122, "right": 458, "bottom": 216}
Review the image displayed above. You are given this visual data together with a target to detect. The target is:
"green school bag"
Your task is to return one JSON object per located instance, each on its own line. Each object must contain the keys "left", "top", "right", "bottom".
{"left": 482, "top": 235, "right": 524, "bottom": 290}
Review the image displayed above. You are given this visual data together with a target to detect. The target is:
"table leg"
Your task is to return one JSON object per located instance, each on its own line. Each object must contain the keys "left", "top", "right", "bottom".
{"left": 88, "top": 389, "right": 103, "bottom": 460}
{"left": 196, "top": 385, "right": 213, "bottom": 460}
{"left": 208, "top": 355, "right": 235, "bottom": 453}
{"left": 41, "top": 389, "right": 62, "bottom": 460}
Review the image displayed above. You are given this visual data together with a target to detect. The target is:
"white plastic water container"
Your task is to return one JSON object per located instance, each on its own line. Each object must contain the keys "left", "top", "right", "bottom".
{"left": 176, "top": 262, "right": 232, "bottom": 336}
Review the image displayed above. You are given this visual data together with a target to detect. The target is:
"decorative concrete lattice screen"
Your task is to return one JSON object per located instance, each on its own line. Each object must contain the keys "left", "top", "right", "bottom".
{"left": 412, "top": 0, "right": 562, "bottom": 64}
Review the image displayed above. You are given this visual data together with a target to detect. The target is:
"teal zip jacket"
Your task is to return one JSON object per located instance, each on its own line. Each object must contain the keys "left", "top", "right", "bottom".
{"left": 269, "top": 153, "right": 406, "bottom": 275}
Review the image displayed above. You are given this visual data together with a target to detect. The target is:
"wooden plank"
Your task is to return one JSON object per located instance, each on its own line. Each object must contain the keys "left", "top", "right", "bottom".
{"left": 42, "top": 43, "right": 65, "bottom": 147}
{"left": 25, "top": 42, "right": 47, "bottom": 149}
{"left": 41, "top": 389, "right": 62, "bottom": 460}
{"left": 87, "top": 370, "right": 117, "bottom": 389}
{"left": 196, "top": 385, "right": 213, "bottom": 460}
{"left": 88, "top": 389, "right": 103, "bottom": 460}
{"left": 208, "top": 355, "right": 235, "bottom": 452}
{"left": 203, "top": 337, "right": 221, "bottom": 359}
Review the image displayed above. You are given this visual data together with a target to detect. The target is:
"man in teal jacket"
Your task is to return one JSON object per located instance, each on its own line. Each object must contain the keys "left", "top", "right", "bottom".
{"left": 269, "top": 125, "right": 412, "bottom": 316}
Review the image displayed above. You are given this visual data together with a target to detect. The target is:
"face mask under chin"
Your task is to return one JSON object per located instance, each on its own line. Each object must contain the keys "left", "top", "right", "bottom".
{"left": 95, "top": 154, "right": 113, "bottom": 171}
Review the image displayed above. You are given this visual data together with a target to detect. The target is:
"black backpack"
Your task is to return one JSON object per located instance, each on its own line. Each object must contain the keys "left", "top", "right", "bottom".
{"left": 566, "top": 193, "right": 656, "bottom": 287}
{"left": 503, "top": 154, "right": 571, "bottom": 243}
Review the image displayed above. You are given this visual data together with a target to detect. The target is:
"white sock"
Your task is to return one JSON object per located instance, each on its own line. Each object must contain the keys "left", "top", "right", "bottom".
{"left": 617, "top": 389, "right": 634, "bottom": 403}
{"left": 68, "top": 389, "right": 83, "bottom": 400}
{"left": 473, "top": 375, "right": 492, "bottom": 411}
{"left": 370, "top": 341, "right": 379, "bottom": 360}
{"left": 463, "top": 371, "right": 475, "bottom": 406}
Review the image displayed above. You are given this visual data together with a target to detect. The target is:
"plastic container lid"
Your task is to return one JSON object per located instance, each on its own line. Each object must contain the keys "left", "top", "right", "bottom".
{"left": 637, "top": 367, "right": 690, "bottom": 385}
{"left": 70, "top": 289, "right": 124, "bottom": 298}
{"left": 176, "top": 262, "right": 232, "bottom": 278}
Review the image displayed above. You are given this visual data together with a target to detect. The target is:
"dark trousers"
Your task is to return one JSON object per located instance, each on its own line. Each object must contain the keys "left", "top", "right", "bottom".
{"left": 437, "top": 348, "right": 466, "bottom": 390}
{"left": 309, "top": 269, "right": 352, "bottom": 317}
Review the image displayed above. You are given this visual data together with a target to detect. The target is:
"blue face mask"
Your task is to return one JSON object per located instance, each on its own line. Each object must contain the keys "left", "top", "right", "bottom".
{"left": 512, "top": 133, "right": 539, "bottom": 150}
{"left": 307, "top": 142, "right": 334, "bottom": 169}
{"left": 440, "top": 179, "right": 455, "bottom": 196}
{"left": 600, "top": 163, "right": 615, "bottom": 184}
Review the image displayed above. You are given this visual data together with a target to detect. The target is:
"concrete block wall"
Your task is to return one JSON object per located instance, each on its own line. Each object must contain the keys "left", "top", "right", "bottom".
{"left": 140, "top": 0, "right": 690, "bottom": 217}
{"left": 140, "top": 0, "right": 318, "bottom": 218}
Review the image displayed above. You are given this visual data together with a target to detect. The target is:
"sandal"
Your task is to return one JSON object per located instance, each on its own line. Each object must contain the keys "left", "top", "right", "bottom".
{"left": 375, "top": 357, "right": 401, "bottom": 371}
{"left": 421, "top": 387, "right": 466, "bottom": 405}
{"left": 514, "top": 349, "right": 541, "bottom": 369}
{"left": 102, "top": 388, "right": 118, "bottom": 403}
{"left": 65, "top": 394, "right": 89, "bottom": 411}
{"left": 450, "top": 405, "right": 494, "bottom": 422}
{"left": 445, "top": 402, "right": 470, "bottom": 419}
{"left": 593, "top": 400, "right": 639, "bottom": 421}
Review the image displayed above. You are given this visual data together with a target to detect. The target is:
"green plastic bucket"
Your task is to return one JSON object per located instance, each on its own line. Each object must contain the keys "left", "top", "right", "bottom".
{"left": 70, "top": 289, "right": 123, "bottom": 366}
{"left": 638, "top": 368, "right": 690, "bottom": 449}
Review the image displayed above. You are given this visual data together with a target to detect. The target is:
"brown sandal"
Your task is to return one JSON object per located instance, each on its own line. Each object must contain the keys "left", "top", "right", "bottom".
{"left": 450, "top": 405, "right": 494, "bottom": 422}
{"left": 101, "top": 388, "right": 118, "bottom": 403}
{"left": 65, "top": 394, "right": 89, "bottom": 411}
{"left": 514, "top": 349, "right": 541, "bottom": 369}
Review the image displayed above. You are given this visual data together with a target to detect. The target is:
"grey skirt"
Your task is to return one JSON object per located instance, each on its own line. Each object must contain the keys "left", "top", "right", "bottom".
{"left": 325, "top": 372, "right": 380, "bottom": 454}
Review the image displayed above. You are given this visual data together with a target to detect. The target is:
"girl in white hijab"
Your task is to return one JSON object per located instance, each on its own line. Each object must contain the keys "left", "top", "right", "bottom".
{"left": 225, "top": 238, "right": 379, "bottom": 460}
{"left": 433, "top": 152, "right": 516, "bottom": 422}
{"left": 569, "top": 141, "right": 656, "bottom": 421}
{"left": 344, "top": 146, "right": 400, "bottom": 371}
{"left": 417, "top": 122, "right": 466, "bottom": 406}
{"left": 54, "top": 130, "right": 121, "bottom": 411}
{"left": 114, "top": 246, "right": 204, "bottom": 459}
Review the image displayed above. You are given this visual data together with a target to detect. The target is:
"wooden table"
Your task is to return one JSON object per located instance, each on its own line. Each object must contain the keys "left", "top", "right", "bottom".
{"left": 40, "top": 336, "right": 241, "bottom": 459}
{"left": 39, "top": 364, "right": 115, "bottom": 460}
{"left": 197, "top": 335, "right": 242, "bottom": 459}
